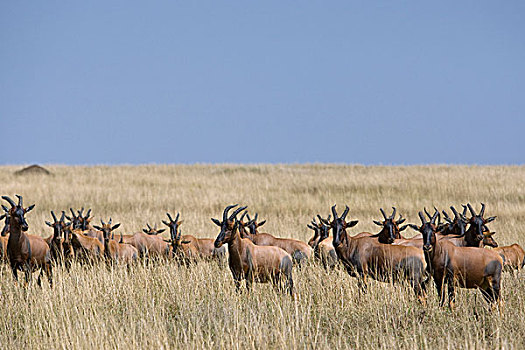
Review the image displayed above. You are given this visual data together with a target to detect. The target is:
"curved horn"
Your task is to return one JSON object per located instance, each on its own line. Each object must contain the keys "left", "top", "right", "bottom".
{"left": 390, "top": 207, "right": 396, "bottom": 220}
{"left": 16, "top": 195, "right": 23, "bottom": 207}
{"left": 230, "top": 206, "right": 247, "bottom": 220}
{"left": 85, "top": 209, "right": 92, "bottom": 218}
{"left": 341, "top": 206, "right": 349, "bottom": 220}
{"left": 418, "top": 212, "right": 426, "bottom": 224}
{"left": 254, "top": 213, "right": 258, "bottom": 222}
{"left": 60, "top": 211, "right": 66, "bottom": 222}
{"left": 462, "top": 205, "right": 467, "bottom": 216}
{"left": 166, "top": 213, "right": 173, "bottom": 222}
{"left": 424, "top": 207, "right": 432, "bottom": 219}
{"left": 108, "top": 217, "right": 112, "bottom": 225}
{"left": 70, "top": 208, "right": 77, "bottom": 218}
{"left": 223, "top": 204, "right": 237, "bottom": 221}
{"left": 380, "top": 208, "right": 387, "bottom": 220}
{"left": 147, "top": 223, "right": 152, "bottom": 230}
{"left": 450, "top": 206, "right": 459, "bottom": 218}
{"left": 51, "top": 211, "right": 58, "bottom": 223}
{"left": 467, "top": 203, "right": 476, "bottom": 217}
{"left": 175, "top": 213, "right": 180, "bottom": 222}
{"left": 240, "top": 211, "right": 247, "bottom": 222}
{"left": 479, "top": 203, "right": 485, "bottom": 217}
{"left": 2, "top": 205, "right": 9, "bottom": 213}
{"left": 2, "top": 196, "right": 16, "bottom": 208}
{"left": 431, "top": 209, "right": 439, "bottom": 224}
{"left": 331, "top": 205, "right": 338, "bottom": 219}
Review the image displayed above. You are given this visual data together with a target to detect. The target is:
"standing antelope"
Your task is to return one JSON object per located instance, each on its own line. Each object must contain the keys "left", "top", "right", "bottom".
{"left": 44, "top": 211, "right": 68, "bottom": 263}
{"left": 163, "top": 212, "right": 226, "bottom": 263}
{"left": 93, "top": 218, "right": 138, "bottom": 263}
{"left": 238, "top": 212, "right": 312, "bottom": 267}
{"left": 307, "top": 215, "right": 338, "bottom": 269}
{"left": 411, "top": 210, "right": 503, "bottom": 309}
{"left": 330, "top": 205, "right": 427, "bottom": 300}
{"left": 63, "top": 223, "right": 104, "bottom": 263}
{"left": 3, "top": 195, "right": 52, "bottom": 286}
{"left": 213, "top": 205, "right": 294, "bottom": 295}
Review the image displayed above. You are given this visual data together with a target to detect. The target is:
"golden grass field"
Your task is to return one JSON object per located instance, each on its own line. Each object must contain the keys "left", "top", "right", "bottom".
{"left": 0, "top": 164, "right": 524, "bottom": 349}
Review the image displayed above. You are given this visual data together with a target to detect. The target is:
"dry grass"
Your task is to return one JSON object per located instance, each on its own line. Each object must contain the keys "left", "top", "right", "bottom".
{"left": 0, "top": 164, "right": 524, "bottom": 349}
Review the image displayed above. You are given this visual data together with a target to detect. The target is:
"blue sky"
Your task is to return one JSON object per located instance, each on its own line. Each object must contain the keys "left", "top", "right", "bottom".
{"left": 1, "top": 2, "right": 524, "bottom": 165}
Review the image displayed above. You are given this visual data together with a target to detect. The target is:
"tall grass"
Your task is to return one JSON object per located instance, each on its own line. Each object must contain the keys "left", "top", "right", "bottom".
{"left": 0, "top": 164, "right": 524, "bottom": 349}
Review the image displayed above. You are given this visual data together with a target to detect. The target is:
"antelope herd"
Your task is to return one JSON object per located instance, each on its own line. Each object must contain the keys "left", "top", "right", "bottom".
{"left": 1, "top": 195, "right": 524, "bottom": 309}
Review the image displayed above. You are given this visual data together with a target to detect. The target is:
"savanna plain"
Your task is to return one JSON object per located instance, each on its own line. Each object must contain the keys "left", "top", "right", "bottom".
{"left": 0, "top": 164, "right": 524, "bottom": 350}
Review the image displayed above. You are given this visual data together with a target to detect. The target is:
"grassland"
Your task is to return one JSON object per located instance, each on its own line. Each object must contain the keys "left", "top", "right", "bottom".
{"left": 0, "top": 164, "right": 524, "bottom": 349}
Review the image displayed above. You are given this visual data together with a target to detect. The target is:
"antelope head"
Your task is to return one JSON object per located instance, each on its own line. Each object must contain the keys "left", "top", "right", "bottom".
{"left": 245, "top": 213, "right": 266, "bottom": 235}
{"left": 409, "top": 209, "right": 439, "bottom": 252}
{"left": 329, "top": 205, "right": 358, "bottom": 248}
{"left": 466, "top": 203, "right": 496, "bottom": 243}
{"left": 1, "top": 195, "right": 35, "bottom": 232}
{"left": 66, "top": 208, "right": 83, "bottom": 230}
{"left": 212, "top": 204, "right": 247, "bottom": 248}
{"left": 93, "top": 218, "right": 120, "bottom": 242}
{"left": 46, "top": 210, "right": 67, "bottom": 242}
{"left": 372, "top": 207, "right": 407, "bottom": 244}
{"left": 441, "top": 205, "right": 468, "bottom": 236}
{"left": 162, "top": 213, "right": 186, "bottom": 249}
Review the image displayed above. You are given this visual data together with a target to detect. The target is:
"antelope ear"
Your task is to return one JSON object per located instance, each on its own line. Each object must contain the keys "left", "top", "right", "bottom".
{"left": 181, "top": 240, "right": 191, "bottom": 244}
{"left": 397, "top": 218, "right": 406, "bottom": 225}
{"left": 162, "top": 220, "right": 170, "bottom": 226}
{"left": 399, "top": 224, "right": 408, "bottom": 232}
{"left": 211, "top": 218, "right": 221, "bottom": 226}
{"left": 347, "top": 220, "right": 358, "bottom": 228}
{"left": 111, "top": 223, "right": 121, "bottom": 230}
{"left": 408, "top": 224, "right": 419, "bottom": 231}
{"left": 307, "top": 224, "right": 315, "bottom": 230}
{"left": 178, "top": 220, "right": 184, "bottom": 225}
{"left": 373, "top": 220, "right": 383, "bottom": 226}
{"left": 157, "top": 229, "right": 165, "bottom": 234}
{"left": 25, "top": 204, "right": 35, "bottom": 213}
{"left": 45, "top": 221, "right": 53, "bottom": 227}
{"left": 143, "top": 229, "right": 148, "bottom": 233}
{"left": 257, "top": 220, "right": 266, "bottom": 227}
{"left": 163, "top": 239, "right": 171, "bottom": 243}
{"left": 65, "top": 215, "right": 72, "bottom": 221}
{"left": 485, "top": 216, "right": 496, "bottom": 223}
{"left": 93, "top": 225, "right": 102, "bottom": 231}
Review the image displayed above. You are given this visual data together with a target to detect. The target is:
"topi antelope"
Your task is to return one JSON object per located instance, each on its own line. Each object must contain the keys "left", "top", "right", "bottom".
{"left": 3, "top": 195, "right": 52, "bottom": 286}
{"left": 163, "top": 212, "right": 226, "bottom": 263}
{"left": 307, "top": 215, "right": 338, "bottom": 270}
{"left": 330, "top": 205, "right": 427, "bottom": 300}
{"left": 44, "top": 211, "right": 68, "bottom": 263}
{"left": 93, "top": 218, "right": 138, "bottom": 263}
{"left": 238, "top": 212, "right": 312, "bottom": 267}
{"left": 410, "top": 210, "right": 503, "bottom": 309}
{"left": 213, "top": 205, "right": 294, "bottom": 295}
{"left": 63, "top": 223, "right": 104, "bottom": 263}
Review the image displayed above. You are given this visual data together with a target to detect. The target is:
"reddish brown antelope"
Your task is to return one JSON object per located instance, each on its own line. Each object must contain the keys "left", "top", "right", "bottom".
{"left": 44, "top": 211, "right": 67, "bottom": 263}
{"left": 63, "top": 223, "right": 104, "bottom": 263}
{"left": 163, "top": 212, "right": 226, "bottom": 263}
{"left": 239, "top": 212, "right": 312, "bottom": 267}
{"left": 93, "top": 218, "right": 138, "bottom": 263}
{"left": 213, "top": 205, "right": 294, "bottom": 295}
{"left": 307, "top": 215, "right": 338, "bottom": 269}
{"left": 411, "top": 210, "right": 503, "bottom": 309}
{"left": 3, "top": 195, "right": 52, "bottom": 286}
{"left": 330, "top": 205, "right": 427, "bottom": 300}
{"left": 495, "top": 244, "right": 525, "bottom": 271}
